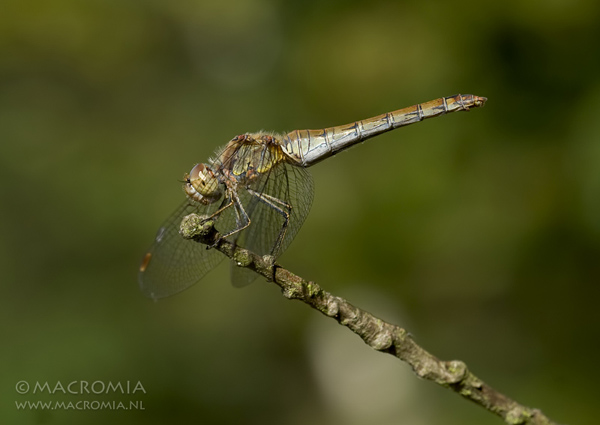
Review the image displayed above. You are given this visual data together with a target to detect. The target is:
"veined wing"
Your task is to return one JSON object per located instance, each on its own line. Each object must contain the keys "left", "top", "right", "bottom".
{"left": 138, "top": 200, "right": 225, "bottom": 300}
{"left": 230, "top": 160, "right": 314, "bottom": 287}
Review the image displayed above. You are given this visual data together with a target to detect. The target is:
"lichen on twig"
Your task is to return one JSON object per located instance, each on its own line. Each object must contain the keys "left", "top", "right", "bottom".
{"left": 180, "top": 213, "right": 559, "bottom": 425}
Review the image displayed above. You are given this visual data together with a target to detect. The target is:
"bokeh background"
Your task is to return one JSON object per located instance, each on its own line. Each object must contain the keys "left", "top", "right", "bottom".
{"left": 2, "top": 0, "right": 599, "bottom": 424}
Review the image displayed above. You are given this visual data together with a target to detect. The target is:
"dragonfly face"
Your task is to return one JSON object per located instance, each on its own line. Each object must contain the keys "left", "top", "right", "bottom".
{"left": 184, "top": 163, "right": 223, "bottom": 205}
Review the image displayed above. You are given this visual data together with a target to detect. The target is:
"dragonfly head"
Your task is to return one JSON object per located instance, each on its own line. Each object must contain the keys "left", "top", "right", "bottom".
{"left": 184, "top": 163, "right": 223, "bottom": 205}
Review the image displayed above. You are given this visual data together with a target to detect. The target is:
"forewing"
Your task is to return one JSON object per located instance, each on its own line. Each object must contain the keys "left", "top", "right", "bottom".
{"left": 138, "top": 200, "right": 225, "bottom": 299}
{"left": 230, "top": 162, "right": 314, "bottom": 287}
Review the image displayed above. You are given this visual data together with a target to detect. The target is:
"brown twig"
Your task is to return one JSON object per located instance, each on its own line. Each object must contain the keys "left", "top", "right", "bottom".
{"left": 180, "top": 214, "right": 559, "bottom": 425}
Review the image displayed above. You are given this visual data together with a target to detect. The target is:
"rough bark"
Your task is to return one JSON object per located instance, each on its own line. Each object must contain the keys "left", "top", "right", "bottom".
{"left": 180, "top": 214, "right": 559, "bottom": 425}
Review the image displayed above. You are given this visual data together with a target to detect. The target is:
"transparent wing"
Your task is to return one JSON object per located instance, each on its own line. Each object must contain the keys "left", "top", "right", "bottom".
{"left": 230, "top": 161, "right": 314, "bottom": 287}
{"left": 138, "top": 200, "right": 225, "bottom": 300}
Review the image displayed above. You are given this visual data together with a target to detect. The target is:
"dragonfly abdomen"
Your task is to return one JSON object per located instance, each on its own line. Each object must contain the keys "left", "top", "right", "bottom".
{"left": 282, "top": 94, "right": 486, "bottom": 167}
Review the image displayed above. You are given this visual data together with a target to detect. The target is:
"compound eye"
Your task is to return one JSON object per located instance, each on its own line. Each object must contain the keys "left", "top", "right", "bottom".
{"left": 189, "top": 163, "right": 206, "bottom": 182}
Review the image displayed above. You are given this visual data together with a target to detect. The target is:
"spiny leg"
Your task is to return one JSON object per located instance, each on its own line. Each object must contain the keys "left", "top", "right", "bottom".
{"left": 246, "top": 188, "right": 292, "bottom": 257}
{"left": 219, "top": 190, "right": 252, "bottom": 241}
{"left": 204, "top": 197, "right": 235, "bottom": 222}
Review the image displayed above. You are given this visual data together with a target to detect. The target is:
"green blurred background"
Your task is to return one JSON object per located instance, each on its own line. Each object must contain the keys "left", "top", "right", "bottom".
{"left": 2, "top": 0, "right": 599, "bottom": 424}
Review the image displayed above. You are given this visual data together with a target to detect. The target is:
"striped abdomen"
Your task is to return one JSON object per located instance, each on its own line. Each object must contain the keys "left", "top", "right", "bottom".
{"left": 281, "top": 94, "right": 487, "bottom": 167}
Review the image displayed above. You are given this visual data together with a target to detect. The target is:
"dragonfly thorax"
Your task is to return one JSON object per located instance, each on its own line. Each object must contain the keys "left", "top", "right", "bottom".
{"left": 184, "top": 163, "right": 223, "bottom": 205}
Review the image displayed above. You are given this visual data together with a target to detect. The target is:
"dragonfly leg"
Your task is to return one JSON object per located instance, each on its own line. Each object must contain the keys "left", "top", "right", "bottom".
{"left": 246, "top": 188, "right": 292, "bottom": 256}
{"left": 189, "top": 192, "right": 251, "bottom": 249}
{"left": 203, "top": 197, "right": 234, "bottom": 222}
{"left": 195, "top": 197, "right": 235, "bottom": 250}
{"left": 219, "top": 190, "right": 252, "bottom": 241}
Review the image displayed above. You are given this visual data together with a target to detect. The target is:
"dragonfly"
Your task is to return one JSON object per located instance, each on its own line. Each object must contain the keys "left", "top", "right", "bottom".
{"left": 139, "top": 94, "right": 487, "bottom": 299}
